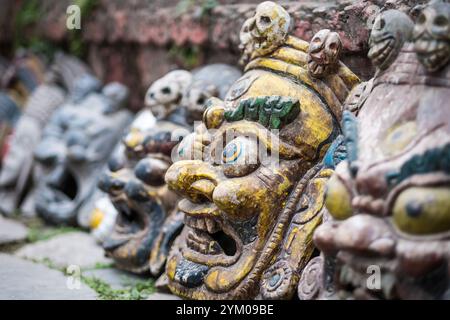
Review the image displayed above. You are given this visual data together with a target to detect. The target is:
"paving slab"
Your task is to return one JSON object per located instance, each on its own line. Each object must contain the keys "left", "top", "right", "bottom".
{"left": 0, "top": 216, "right": 28, "bottom": 245}
{"left": 0, "top": 253, "right": 97, "bottom": 300}
{"left": 82, "top": 268, "right": 150, "bottom": 290}
{"left": 15, "top": 231, "right": 111, "bottom": 269}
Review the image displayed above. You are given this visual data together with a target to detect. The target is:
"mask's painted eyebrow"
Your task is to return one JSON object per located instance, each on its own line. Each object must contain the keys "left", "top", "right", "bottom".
{"left": 224, "top": 96, "right": 300, "bottom": 130}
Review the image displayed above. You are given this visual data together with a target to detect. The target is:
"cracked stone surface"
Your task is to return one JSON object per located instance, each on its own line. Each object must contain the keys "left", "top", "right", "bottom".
{"left": 0, "top": 253, "right": 97, "bottom": 300}
{"left": 0, "top": 216, "right": 28, "bottom": 245}
{"left": 15, "top": 231, "right": 111, "bottom": 269}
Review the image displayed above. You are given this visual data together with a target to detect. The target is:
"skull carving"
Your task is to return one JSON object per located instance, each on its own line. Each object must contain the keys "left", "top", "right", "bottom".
{"left": 307, "top": 29, "right": 342, "bottom": 78}
{"left": 239, "top": 1, "right": 291, "bottom": 64}
{"left": 368, "top": 10, "right": 414, "bottom": 71}
{"left": 145, "top": 70, "right": 192, "bottom": 119}
{"left": 413, "top": 1, "right": 450, "bottom": 72}
{"left": 181, "top": 64, "right": 241, "bottom": 125}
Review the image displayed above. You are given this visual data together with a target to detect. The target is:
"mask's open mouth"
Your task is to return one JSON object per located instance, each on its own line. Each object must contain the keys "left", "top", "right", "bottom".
{"left": 334, "top": 251, "right": 398, "bottom": 300}
{"left": 114, "top": 202, "right": 147, "bottom": 235}
{"left": 47, "top": 168, "right": 79, "bottom": 203}
{"left": 368, "top": 35, "right": 395, "bottom": 68}
{"left": 179, "top": 198, "right": 242, "bottom": 266}
{"left": 103, "top": 202, "right": 148, "bottom": 252}
{"left": 308, "top": 59, "right": 329, "bottom": 76}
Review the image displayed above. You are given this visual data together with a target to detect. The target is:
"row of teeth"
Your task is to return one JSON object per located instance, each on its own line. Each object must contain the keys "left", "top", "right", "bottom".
{"left": 416, "top": 39, "right": 448, "bottom": 53}
{"left": 339, "top": 265, "right": 396, "bottom": 299}
{"left": 186, "top": 230, "right": 222, "bottom": 255}
{"left": 371, "top": 39, "right": 393, "bottom": 64}
{"left": 421, "top": 49, "right": 448, "bottom": 67}
{"left": 309, "top": 61, "right": 325, "bottom": 74}
{"left": 184, "top": 215, "right": 221, "bottom": 234}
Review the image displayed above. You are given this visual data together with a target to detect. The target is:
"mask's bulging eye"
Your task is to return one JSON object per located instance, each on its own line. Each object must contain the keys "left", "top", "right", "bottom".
{"left": 392, "top": 186, "right": 450, "bottom": 235}
{"left": 222, "top": 137, "right": 259, "bottom": 177}
{"left": 223, "top": 141, "right": 241, "bottom": 164}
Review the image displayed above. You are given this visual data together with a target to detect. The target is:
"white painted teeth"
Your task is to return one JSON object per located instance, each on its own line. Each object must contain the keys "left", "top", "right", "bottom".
{"left": 186, "top": 230, "right": 222, "bottom": 255}
{"left": 184, "top": 215, "right": 220, "bottom": 233}
{"left": 206, "top": 218, "right": 220, "bottom": 233}
{"left": 338, "top": 264, "right": 397, "bottom": 299}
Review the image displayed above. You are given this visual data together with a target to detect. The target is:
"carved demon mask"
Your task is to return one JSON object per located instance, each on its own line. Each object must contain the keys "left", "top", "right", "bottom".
{"left": 308, "top": 29, "right": 342, "bottom": 78}
{"left": 99, "top": 119, "right": 190, "bottom": 274}
{"left": 414, "top": 1, "right": 450, "bottom": 72}
{"left": 315, "top": 16, "right": 450, "bottom": 299}
{"left": 368, "top": 10, "right": 413, "bottom": 71}
{"left": 34, "top": 81, "right": 131, "bottom": 225}
{"left": 164, "top": 15, "right": 359, "bottom": 298}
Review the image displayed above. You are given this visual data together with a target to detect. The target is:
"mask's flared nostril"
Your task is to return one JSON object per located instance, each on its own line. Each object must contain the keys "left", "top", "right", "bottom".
{"left": 190, "top": 179, "right": 215, "bottom": 202}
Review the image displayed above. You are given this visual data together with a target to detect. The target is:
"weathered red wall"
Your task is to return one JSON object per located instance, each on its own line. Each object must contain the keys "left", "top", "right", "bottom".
{"left": 2, "top": 0, "right": 428, "bottom": 111}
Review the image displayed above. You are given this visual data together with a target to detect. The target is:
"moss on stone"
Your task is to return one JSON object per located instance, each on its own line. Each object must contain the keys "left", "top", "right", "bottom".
{"left": 82, "top": 276, "right": 155, "bottom": 300}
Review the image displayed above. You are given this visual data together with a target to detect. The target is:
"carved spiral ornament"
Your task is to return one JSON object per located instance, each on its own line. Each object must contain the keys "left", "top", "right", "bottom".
{"left": 297, "top": 256, "right": 323, "bottom": 300}
{"left": 260, "top": 260, "right": 295, "bottom": 299}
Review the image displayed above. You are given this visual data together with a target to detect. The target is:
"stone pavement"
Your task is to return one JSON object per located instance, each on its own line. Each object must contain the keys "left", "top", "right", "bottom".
{"left": 0, "top": 253, "right": 97, "bottom": 300}
{"left": 0, "top": 221, "right": 181, "bottom": 300}
{"left": 15, "top": 231, "right": 112, "bottom": 269}
{"left": 0, "top": 216, "right": 28, "bottom": 246}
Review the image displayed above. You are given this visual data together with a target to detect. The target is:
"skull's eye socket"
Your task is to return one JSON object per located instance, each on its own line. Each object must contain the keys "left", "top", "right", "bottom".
{"left": 162, "top": 87, "right": 171, "bottom": 95}
{"left": 417, "top": 13, "right": 426, "bottom": 25}
{"left": 434, "top": 15, "right": 448, "bottom": 27}
{"left": 313, "top": 37, "right": 321, "bottom": 44}
{"left": 197, "top": 96, "right": 206, "bottom": 106}
{"left": 379, "top": 18, "right": 385, "bottom": 29}
{"left": 329, "top": 42, "right": 338, "bottom": 51}
{"left": 259, "top": 15, "right": 271, "bottom": 25}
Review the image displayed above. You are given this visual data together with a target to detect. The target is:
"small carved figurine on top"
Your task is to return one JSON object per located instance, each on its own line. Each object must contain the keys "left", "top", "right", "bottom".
{"left": 145, "top": 65, "right": 241, "bottom": 126}
{"left": 145, "top": 70, "right": 193, "bottom": 120}
{"left": 239, "top": 1, "right": 291, "bottom": 65}
{"left": 307, "top": 29, "right": 342, "bottom": 78}
{"left": 345, "top": 9, "right": 414, "bottom": 115}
